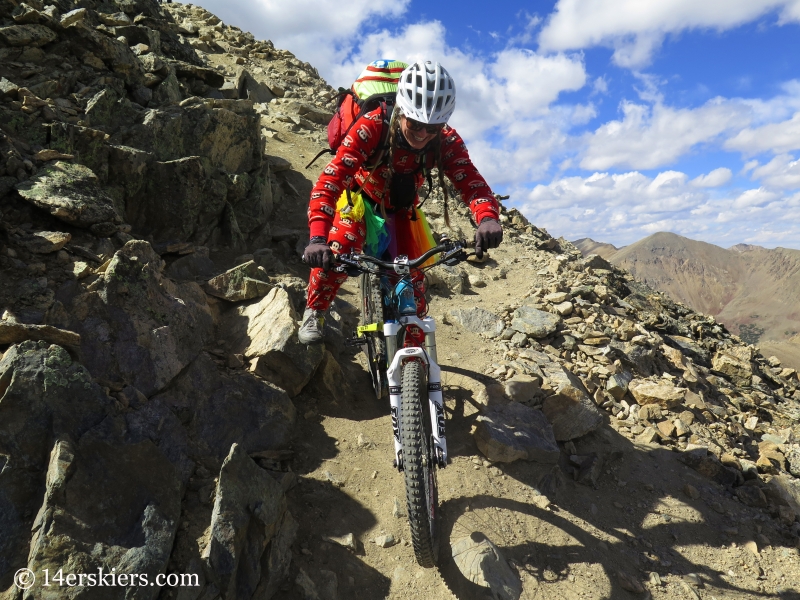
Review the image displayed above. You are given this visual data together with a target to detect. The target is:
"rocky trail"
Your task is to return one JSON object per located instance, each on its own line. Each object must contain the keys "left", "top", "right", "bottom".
{"left": 0, "top": 1, "right": 799, "bottom": 599}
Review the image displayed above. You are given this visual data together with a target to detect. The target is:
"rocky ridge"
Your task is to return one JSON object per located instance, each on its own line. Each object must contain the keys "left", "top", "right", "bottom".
{"left": 0, "top": 1, "right": 798, "bottom": 599}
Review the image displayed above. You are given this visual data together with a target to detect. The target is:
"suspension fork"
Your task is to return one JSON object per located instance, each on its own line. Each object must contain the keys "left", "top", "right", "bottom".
{"left": 385, "top": 317, "right": 448, "bottom": 471}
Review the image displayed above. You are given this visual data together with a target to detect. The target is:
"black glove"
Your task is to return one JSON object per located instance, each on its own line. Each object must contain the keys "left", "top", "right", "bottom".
{"left": 475, "top": 218, "right": 503, "bottom": 259}
{"left": 303, "top": 239, "right": 333, "bottom": 270}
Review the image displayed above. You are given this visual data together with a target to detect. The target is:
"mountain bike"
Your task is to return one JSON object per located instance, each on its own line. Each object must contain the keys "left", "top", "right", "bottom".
{"left": 336, "top": 237, "right": 469, "bottom": 568}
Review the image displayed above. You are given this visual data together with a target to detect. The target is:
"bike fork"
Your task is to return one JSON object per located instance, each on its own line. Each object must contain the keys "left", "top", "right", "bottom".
{"left": 385, "top": 318, "right": 448, "bottom": 472}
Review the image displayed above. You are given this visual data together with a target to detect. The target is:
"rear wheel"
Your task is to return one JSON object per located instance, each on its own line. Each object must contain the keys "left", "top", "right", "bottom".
{"left": 360, "top": 273, "right": 387, "bottom": 399}
{"left": 400, "top": 359, "right": 439, "bottom": 567}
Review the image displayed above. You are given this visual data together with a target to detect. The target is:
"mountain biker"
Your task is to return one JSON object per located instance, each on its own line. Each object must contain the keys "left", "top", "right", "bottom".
{"left": 299, "top": 60, "right": 503, "bottom": 344}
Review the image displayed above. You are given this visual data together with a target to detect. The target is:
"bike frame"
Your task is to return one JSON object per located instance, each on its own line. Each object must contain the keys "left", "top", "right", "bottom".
{"left": 384, "top": 316, "right": 448, "bottom": 472}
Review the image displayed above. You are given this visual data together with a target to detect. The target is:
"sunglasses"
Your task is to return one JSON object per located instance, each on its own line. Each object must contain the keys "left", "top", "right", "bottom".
{"left": 404, "top": 117, "right": 445, "bottom": 134}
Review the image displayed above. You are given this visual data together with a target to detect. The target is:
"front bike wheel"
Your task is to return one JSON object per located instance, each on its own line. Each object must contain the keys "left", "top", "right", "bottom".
{"left": 400, "top": 359, "right": 439, "bottom": 567}
{"left": 360, "top": 273, "right": 387, "bottom": 399}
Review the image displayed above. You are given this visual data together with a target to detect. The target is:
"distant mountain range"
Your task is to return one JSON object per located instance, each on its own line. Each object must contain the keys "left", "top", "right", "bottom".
{"left": 573, "top": 232, "right": 800, "bottom": 369}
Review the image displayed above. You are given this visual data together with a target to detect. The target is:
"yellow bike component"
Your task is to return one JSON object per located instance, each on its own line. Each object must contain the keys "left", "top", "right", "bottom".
{"left": 357, "top": 323, "right": 383, "bottom": 336}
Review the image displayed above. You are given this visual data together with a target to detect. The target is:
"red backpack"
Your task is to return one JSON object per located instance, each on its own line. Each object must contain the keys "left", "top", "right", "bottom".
{"left": 305, "top": 60, "right": 408, "bottom": 169}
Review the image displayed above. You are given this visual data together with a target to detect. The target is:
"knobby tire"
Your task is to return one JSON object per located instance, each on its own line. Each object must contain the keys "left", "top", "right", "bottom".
{"left": 400, "top": 359, "right": 439, "bottom": 567}
{"left": 360, "top": 273, "right": 387, "bottom": 399}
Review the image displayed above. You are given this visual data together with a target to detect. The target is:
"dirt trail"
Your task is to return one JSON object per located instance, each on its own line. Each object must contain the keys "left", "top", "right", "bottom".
{"left": 268, "top": 240, "right": 800, "bottom": 600}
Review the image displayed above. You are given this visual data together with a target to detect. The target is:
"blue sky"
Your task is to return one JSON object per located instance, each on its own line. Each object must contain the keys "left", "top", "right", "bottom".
{"left": 194, "top": 0, "right": 800, "bottom": 249}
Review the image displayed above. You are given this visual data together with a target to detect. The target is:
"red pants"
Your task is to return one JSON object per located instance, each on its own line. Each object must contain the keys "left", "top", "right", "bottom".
{"left": 306, "top": 209, "right": 427, "bottom": 317}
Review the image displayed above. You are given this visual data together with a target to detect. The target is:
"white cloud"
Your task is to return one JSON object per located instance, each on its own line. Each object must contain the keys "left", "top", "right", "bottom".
{"left": 580, "top": 99, "right": 747, "bottom": 170}
{"left": 691, "top": 168, "right": 733, "bottom": 187}
{"left": 725, "top": 112, "right": 800, "bottom": 155}
{"left": 518, "top": 170, "right": 800, "bottom": 247}
{"left": 195, "top": 0, "right": 410, "bottom": 76}
{"left": 751, "top": 154, "right": 800, "bottom": 189}
{"left": 538, "top": 0, "right": 800, "bottom": 68}
{"left": 732, "top": 187, "right": 780, "bottom": 208}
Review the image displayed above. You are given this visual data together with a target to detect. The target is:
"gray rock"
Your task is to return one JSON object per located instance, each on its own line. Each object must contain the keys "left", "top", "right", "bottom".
{"left": 151, "top": 353, "right": 296, "bottom": 466}
{"left": 16, "top": 161, "right": 122, "bottom": 233}
{"left": 0, "top": 76, "right": 19, "bottom": 98}
{"left": 735, "top": 485, "right": 768, "bottom": 508}
{"left": 14, "top": 230, "right": 71, "bottom": 253}
{"left": 580, "top": 254, "right": 612, "bottom": 270}
{"left": 373, "top": 534, "right": 396, "bottom": 548}
{"left": 205, "top": 260, "right": 272, "bottom": 301}
{"left": 59, "top": 7, "right": 87, "bottom": 26}
{"left": 0, "top": 24, "right": 57, "bottom": 46}
{"left": 27, "top": 430, "right": 182, "bottom": 600}
{"left": 511, "top": 306, "right": 561, "bottom": 338}
{"left": 70, "top": 23, "right": 146, "bottom": 88}
{"left": 0, "top": 342, "right": 112, "bottom": 584}
{"left": 69, "top": 240, "right": 213, "bottom": 396}
{"left": 224, "top": 287, "right": 324, "bottom": 396}
{"left": 427, "top": 264, "right": 466, "bottom": 295}
{"left": 474, "top": 402, "right": 560, "bottom": 464}
{"left": 111, "top": 102, "right": 261, "bottom": 175}
{"left": 678, "top": 451, "right": 741, "bottom": 486}
{"left": 629, "top": 379, "right": 686, "bottom": 408}
{"left": 503, "top": 375, "right": 541, "bottom": 403}
{"left": 166, "top": 252, "right": 217, "bottom": 280}
{"left": 606, "top": 371, "right": 632, "bottom": 399}
{"left": 110, "top": 152, "right": 229, "bottom": 245}
{"left": 296, "top": 568, "right": 338, "bottom": 600}
{"left": 0, "top": 322, "right": 80, "bottom": 351}
{"left": 542, "top": 365, "right": 603, "bottom": 441}
{"left": 451, "top": 533, "right": 522, "bottom": 600}
{"left": 203, "top": 443, "right": 296, "bottom": 600}
{"left": 712, "top": 348, "right": 753, "bottom": 387}
{"left": 764, "top": 475, "right": 800, "bottom": 522}
{"left": 449, "top": 307, "right": 505, "bottom": 337}
{"left": 787, "top": 447, "right": 800, "bottom": 478}
{"left": 152, "top": 67, "right": 182, "bottom": 105}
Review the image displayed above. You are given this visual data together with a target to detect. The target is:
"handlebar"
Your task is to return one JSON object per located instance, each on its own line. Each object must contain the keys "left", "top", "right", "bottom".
{"left": 334, "top": 238, "right": 469, "bottom": 275}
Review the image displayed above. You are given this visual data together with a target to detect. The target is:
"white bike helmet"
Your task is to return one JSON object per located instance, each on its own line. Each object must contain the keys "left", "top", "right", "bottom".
{"left": 396, "top": 61, "right": 456, "bottom": 125}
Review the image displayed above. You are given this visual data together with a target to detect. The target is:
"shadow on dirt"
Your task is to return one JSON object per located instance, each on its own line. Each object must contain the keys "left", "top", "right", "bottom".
{"left": 436, "top": 396, "right": 800, "bottom": 599}
{"left": 274, "top": 387, "right": 392, "bottom": 599}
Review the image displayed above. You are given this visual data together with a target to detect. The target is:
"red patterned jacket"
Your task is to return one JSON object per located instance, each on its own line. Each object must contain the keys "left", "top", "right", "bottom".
{"left": 308, "top": 108, "right": 500, "bottom": 239}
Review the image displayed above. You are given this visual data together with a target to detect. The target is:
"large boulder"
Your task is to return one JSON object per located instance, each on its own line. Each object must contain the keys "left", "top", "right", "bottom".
{"left": 541, "top": 365, "right": 603, "bottom": 441}
{"left": 223, "top": 287, "right": 324, "bottom": 396}
{"left": 13, "top": 230, "right": 71, "bottom": 254}
{"left": 63, "top": 21, "right": 145, "bottom": 88}
{"left": 203, "top": 443, "right": 296, "bottom": 599}
{"left": 110, "top": 103, "right": 262, "bottom": 174}
{"left": 27, "top": 432, "right": 182, "bottom": 600}
{"left": 16, "top": 162, "right": 123, "bottom": 236}
{"left": 451, "top": 533, "right": 522, "bottom": 600}
{"left": 0, "top": 342, "right": 112, "bottom": 588}
{"left": 120, "top": 155, "right": 229, "bottom": 245}
{"left": 68, "top": 240, "right": 213, "bottom": 396}
{"left": 764, "top": 475, "right": 800, "bottom": 522}
{"left": 511, "top": 306, "right": 560, "bottom": 338}
{"left": 712, "top": 346, "right": 753, "bottom": 386}
{"left": 629, "top": 379, "right": 686, "bottom": 409}
{"left": 206, "top": 260, "right": 272, "bottom": 302}
{"left": 151, "top": 353, "right": 296, "bottom": 466}
{"left": 473, "top": 402, "right": 560, "bottom": 464}
{"left": 0, "top": 24, "right": 57, "bottom": 46}
{"left": 449, "top": 307, "right": 505, "bottom": 338}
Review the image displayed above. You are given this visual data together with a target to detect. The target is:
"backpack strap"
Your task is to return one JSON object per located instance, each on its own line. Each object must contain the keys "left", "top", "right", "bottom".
{"left": 349, "top": 101, "right": 392, "bottom": 201}
{"left": 305, "top": 148, "right": 334, "bottom": 170}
